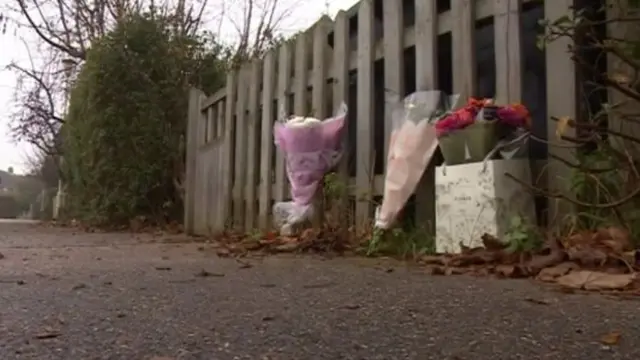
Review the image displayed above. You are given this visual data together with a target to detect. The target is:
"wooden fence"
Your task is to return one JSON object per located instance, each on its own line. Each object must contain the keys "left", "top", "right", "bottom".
{"left": 184, "top": 0, "right": 577, "bottom": 236}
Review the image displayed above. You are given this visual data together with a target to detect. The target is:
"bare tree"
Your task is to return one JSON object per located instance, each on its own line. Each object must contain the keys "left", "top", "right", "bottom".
{"left": 216, "top": 0, "right": 312, "bottom": 64}
{"left": 5, "top": 0, "right": 311, "bottom": 163}
{"left": 7, "top": 45, "right": 66, "bottom": 157}
{"left": 4, "top": 0, "right": 212, "bottom": 156}
{"left": 9, "top": 0, "right": 210, "bottom": 61}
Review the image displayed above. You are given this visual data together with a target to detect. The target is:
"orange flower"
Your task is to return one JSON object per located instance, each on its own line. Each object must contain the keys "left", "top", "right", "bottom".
{"left": 510, "top": 103, "right": 531, "bottom": 128}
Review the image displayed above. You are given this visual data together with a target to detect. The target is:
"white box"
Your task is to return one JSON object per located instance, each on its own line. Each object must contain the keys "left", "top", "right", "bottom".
{"left": 435, "top": 159, "right": 537, "bottom": 254}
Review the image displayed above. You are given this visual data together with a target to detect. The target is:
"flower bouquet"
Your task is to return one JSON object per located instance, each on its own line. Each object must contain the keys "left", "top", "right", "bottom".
{"left": 435, "top": 98, "right": 531, "bottom": 165}
{"left": 370, "top": 91, "right": 459, "bottom": 247}
{"left": 272, "top": 103, "right": 348, "bottom": 235}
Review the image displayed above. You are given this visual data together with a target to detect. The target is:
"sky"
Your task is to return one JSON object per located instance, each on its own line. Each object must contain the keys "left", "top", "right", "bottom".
{"left": 0, "top": 0, "right": 359, "bottom": 175}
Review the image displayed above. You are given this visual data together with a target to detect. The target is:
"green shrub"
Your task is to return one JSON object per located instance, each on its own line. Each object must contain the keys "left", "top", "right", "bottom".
{"left": 63, "top": 12, "right": 225, "bottom": 226}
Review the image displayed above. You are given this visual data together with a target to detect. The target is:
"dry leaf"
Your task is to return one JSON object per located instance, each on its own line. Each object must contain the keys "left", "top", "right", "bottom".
{"left": 524, "top": 297, "right": 551, "bottom": 305}
{"left": 420, "top": 255, "right": 445, "bottom": 265}
{"left": 611, "top": 72, "right": 631, "bottom": 85}
{"left": 536, "top": 262, "right": 578, "bottom": 282}
{"left": 555, "top": 116, "right": 571, "bottom": 138}
{"left": 495, "top": 265, "right": 524, "bottom": 278}
{"left": 599, "top": 227, "right": 632, "bottom": 253}
{"left": 34, "top": 328, "right": 62, "bottom": 339}
{"left": 600, "top": 331, "right": 622, "bottom": 346}
{"left": 481, "top": 233, "right": 505, "bottom": 250}
{"left": 215, "top": 248, "right": 231, "bottom": 257}
{"left": 195, "top": 269, "right": 224, "bottom": 277}
{"left": 274, "top": 242, "right": 300, "bottom": 252}
{"left": 556, "top": 270, "right": 635, "bottom": 290}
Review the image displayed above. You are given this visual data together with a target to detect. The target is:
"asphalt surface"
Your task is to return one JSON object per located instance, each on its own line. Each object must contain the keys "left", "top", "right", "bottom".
{"left": 0, "top": 221, "right": 638, "bottom": 360}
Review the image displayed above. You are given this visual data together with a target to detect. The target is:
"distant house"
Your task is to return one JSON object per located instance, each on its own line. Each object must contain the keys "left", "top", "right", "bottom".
{"left": 0, "top": 170, "right": 20, "bottom": 194}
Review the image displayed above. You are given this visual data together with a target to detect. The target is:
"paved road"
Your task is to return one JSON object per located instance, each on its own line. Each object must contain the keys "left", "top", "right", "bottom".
{"left": 0, "top": 221, "right": 638, "bottom": 360}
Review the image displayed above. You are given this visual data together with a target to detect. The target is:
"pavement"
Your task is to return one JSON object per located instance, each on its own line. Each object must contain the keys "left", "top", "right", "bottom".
{"left": 0, "top": 221, "right": 639, "bottom": 360}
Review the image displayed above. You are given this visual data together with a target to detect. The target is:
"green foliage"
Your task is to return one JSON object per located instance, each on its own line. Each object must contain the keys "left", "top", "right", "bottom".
{"left": 63, "top": 12, "right": 226, "bottom": 226}
{"left": 323, "top": 172, "right": 348, "bottom": 199}
{"left": 568, "top": 149, "right": 640, "bottom": 245}
{"left": 504, "top": 215, "right": 542, "bottom": 254}
{"left": 365, "top": 226, "right": 435, "bottom": 258}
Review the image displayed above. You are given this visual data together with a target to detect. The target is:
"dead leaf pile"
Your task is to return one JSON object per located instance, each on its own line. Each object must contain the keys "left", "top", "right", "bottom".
{"left": 418, "top": 227, "right": 640, "bottom": 294}
{"left": 211, "top": 226, "right": 360, "bottom": 258}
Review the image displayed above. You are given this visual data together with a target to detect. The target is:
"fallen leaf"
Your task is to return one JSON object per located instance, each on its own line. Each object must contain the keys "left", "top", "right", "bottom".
{"left": 600, "top": 331, "right": 622, "bottom": 345}
{"left": 524, "top": 297, "right": 551, "bottom": 305}
{"left": 536, "top": 262, "right": 578, "bottom": 282}
{"left": 599, "top": 227, "right": 632, "bottom": 253}
{"left": 343, "top": 304, "right": 361, "bottom": 310}
{"left": 420, "top": 255, "right": 445, "bottom": 265}
{"left": 72, "top": 283, "right": 87, "bottom": 290}
{"left": 556, "top": 270, "right": 635, "bottom": 290}
{"left": 274, "top": 242, "right": 300, "bottom": 252}
{"left": 264, "top": 231, "right": 278, "bottom": 241}
{"left": 242, "top": 241, "right": 263, "bottom": 251}
{"left": 34, "top": 328, "right": 61, "bottom": 339}
{"left": 216, "top": 248, "right": 231, "bottom": 257}
{"left": 195, "top": 269, "right": 225, "bottom": 277}
{"left": 495, "top": 264, "right": 525, "bottom": 278}
{"left": 566, "top": 247, "right": 608, "bottom": 267}
{"left": 445, "top": 267, "right": 468, "bottom": 276}
{"left": 423, "top": 266, "right": 442, "bottom": 275}
{"left": 481, "top": 233, "right": 505, "bottom": 250}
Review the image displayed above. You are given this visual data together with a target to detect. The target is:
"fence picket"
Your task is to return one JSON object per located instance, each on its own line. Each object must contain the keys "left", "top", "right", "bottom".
{"left": 333, "top": 10, "right": 350, "bottom": 226}
{"left": 355, "top": 0, "right": 375, "bottom": 225}
{"left": 452, "top": 0, "right": 477, "bottom": 99}
{"left": 245, "top": 60, "right": 262, "bottom": 230}
{"left": 382, "top": 0, "right": 404, "bottom": 168}
{"left": 214, "top": 100, "right": 227, "bottom": 229}
{"left": 294, "top": 33, "right": 309, "bottom": 116}
{"left": 275, "top": 42, "right": 292, "bottom": 203}
{"left": 233, "top": 68, "right": 249, "bottom": 228}
{"left": 494, "top": 0, "right": 523, "bottom": 104}
{"left": 259, "top": 50, "right": 276, "bottom": 229}
{"left": 183, "top": 0, "right": 578, "bottom": 237}
{"left": 414, "top": 0, "right": 439, "bottom": 231}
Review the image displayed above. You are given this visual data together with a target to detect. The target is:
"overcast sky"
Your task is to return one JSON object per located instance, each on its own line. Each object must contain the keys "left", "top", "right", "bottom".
{"left": 0, "top": 0, "right": 359, "bottom": 175}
